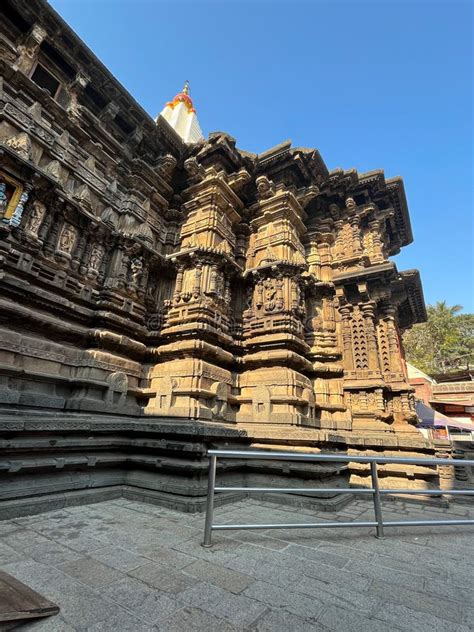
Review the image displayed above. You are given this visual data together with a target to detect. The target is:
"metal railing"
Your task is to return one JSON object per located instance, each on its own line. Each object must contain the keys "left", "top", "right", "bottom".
{"left": 202, "top": 449, "right": 474, "bottom": 547}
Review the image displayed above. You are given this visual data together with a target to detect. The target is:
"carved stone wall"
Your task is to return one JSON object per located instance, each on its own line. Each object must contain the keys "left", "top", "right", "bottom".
{"left": 0, "top": 0, "right": 438, "bottom": 516}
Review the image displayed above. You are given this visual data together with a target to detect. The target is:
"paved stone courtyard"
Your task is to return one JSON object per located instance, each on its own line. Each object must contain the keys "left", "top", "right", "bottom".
{"left": 1, "top": 497, "right": 473, "bottom": 631}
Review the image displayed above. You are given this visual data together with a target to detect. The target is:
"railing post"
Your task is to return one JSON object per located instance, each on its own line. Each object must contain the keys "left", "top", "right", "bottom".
{"left": 370, "top": 461, "right": 385, "bottom": 539}
{"left": 202, "top": 454, "right": 217, "bottom": 548}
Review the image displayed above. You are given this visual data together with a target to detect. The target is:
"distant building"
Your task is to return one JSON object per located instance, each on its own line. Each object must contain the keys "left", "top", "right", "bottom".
{"left": 407, "top": 364, "right": 474, "bottom": 441}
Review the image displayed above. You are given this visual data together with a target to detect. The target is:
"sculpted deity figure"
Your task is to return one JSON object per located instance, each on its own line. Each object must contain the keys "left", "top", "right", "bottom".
{"left": 263, "top": 279, "right": 276, "bottom": 311}
{"left": 89, "top": 244, "right": 104, "bottom": 271}
{"left": 130, "top": 256, "right": 144, "bottom": 284}
{"left": 26, "top": 201, "right": 46, "bottom": 235}
{"left": 58, "top": 223, "right": 77, "bottom": 255}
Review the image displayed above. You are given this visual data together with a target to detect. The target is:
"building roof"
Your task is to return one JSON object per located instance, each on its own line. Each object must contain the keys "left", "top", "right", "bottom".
{"left": 407, "top": 363, "right": 435, "bottom": 383}
{"left": 415, "top": 401, "right": 474, "bottom": 430}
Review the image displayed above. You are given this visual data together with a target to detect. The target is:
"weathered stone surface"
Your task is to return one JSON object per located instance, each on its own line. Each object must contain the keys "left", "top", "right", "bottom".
{"left": 0, "top": 0, "right": 451, "bottom": 520}
{"left": 2, "top": 498, "right": 472, "bottom": 631}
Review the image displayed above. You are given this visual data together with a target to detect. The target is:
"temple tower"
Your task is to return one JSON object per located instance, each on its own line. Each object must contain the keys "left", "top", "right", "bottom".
{"left": 157, "top": 81, "right": 204, "bottom": 144}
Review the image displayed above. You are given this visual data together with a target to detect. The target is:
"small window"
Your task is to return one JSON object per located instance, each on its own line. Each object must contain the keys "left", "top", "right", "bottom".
{"left": 40, "top": 41, "right": 75, "bottom": 80}
{"left": 31, "top": 64, "right": 60, "bottom": 98}
{"left": 114, "top": 114, "right": 134, "bottom": 136}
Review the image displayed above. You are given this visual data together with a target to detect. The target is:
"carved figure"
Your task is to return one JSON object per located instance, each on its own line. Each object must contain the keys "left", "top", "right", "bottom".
{"left": 130, "top": 256, "right": 144, "bottom": 284}
{"left": 89, "top": 244, "right": 104, "bottom": 271}
{"left": 25, "top": 201, "right": 46, "bottom": 235}
{"left": 345, "top": 197, "right": 356, "bottom": 211}
{"left": 58, "top": 223, "right": 77, "bottom": 254}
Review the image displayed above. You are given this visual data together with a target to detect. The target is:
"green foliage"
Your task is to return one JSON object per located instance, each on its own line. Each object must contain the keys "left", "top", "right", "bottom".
{"left": 402, "top": 301, "right": 474, "bottom": 376}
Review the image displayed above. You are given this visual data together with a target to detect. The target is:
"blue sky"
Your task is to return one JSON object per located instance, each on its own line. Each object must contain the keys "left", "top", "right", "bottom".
{"left": 51, "top": 0, "right": 473, "bottom": 312}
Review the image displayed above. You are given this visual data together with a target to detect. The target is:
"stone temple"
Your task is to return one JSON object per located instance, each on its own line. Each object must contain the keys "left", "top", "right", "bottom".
{"left": 0, "top": 0, "right": 435, "bottom": 519}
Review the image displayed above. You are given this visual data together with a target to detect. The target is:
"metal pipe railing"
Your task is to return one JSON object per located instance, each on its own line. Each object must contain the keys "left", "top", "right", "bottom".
{"left": 202, "top": 449, "right": 474, "bottom": 547}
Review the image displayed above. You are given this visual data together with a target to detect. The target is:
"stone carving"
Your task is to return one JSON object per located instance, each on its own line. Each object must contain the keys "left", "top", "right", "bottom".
{"left": 345, "top": 197, "right": 356, "bottom": 210}
{"left": 25, "top": 200, "right": 46, "bottom": 235}
{"left": 256, "top": 175, "right": 275, "bottom": 200}
{"left": 157, "top": 153, "right": 177, "bottom": 179}
{"left": 6, "top": 132, "right": 32, "bottom": 161}
{"left": 88, "top": 243, "right": 104, "bottom": 272}
{"left": 57, "top": 223, "right": 77, "bottom": 255}
{"left": 14, "top": 24, "right": 47, "bottom": 74}
{"left": 0, "top": 0, "right": 431, "bottom": 503}
{"left": 130, "top": 256, "right": 144, "bottom": 284}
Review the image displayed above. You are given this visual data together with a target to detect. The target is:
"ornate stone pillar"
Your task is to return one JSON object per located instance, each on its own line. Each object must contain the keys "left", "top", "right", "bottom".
{"left": 382, "top": 305, "right": 403, "bottom": 373}
{"left": 193, "top": 261, "right": 202, "bottom": 296}
{"left": 209, "top": 264, "right": 218, "bottom": 293}
{"left": 9, "top": 183, "right": 33, "bottom": 227}
{"left": 317, "top": 233, "right": 333, "bottom": 282}
{"left": 173, "top": 263, "right": 185, "bottom": 302}
{"left": 334, "top": 219, "right": 344, "bottom": 257}
{"left": 73, "top": 231, "right": 89, "bottom": 272}
{"left": 350, "top": 214, "right": 363, "bottom": 255}
{"left": 43, "top": 212, "right": 61, "bottom": 256}
{"left": 339, "top": 305, "right": 354, "bottom": 370}
{"left": 369, "top": 218, "right": 384, "bottom": 263}
{"left": 361, "top": 302, "right": 381, "bottom": 372}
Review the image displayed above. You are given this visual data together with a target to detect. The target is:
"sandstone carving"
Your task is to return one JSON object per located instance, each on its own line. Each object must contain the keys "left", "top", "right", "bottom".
{"left": 0, "top": 0, "right": 439, "bottom": 514}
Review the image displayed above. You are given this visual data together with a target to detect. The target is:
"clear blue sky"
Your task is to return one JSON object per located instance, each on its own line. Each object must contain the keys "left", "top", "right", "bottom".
{"left": 51, "top": 0, "right": 473, "bottom": 312}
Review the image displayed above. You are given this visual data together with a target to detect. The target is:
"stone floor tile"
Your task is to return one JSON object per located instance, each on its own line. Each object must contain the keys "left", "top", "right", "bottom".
{"left": 243, "top": 580, "right": 325, "bottom": 620}
{"left": 343, "top": 557, "right": 424, "bottom": 590}
{"left": 315, "top": 538, "right": 417, "bottom": 564}
{"left": 101, "top": 576, "right": 182, "bottom": 624}
{"left": 0, "top": 540, "right": 27, "bottom": 564}
{"left": 423, "top": 577, "right": 474, "bottom": 606}
{"left": 172, "top": 535, "right": 244, "bottom": 565}
{"left": 462, "top": 606, "right": 474, "bottom": 626}
{"left": 183, "top": 558, "right": 255, "bottom": 593}
{"left": 58, "top": 557, "right": 124, "bottom": 588}
{"left": 23, "top": 541, "right": 84, "bottom": 566}
{"left": 221, "top": 530, "right": 290, "bottom": 550}
{"left": 49, "top": 533, "right": 109, "bottom": 554}
{"left": 135, "top": 544, "right": 195, "bottom": 569}
{"left": 371, "top": 601, "right": 471, "bottom": 632}
{"left": 79, "top": 608, "right": 155, "bottom": 631}
{"left": 88, "top": 545, "right": 149, "bottom": 572}
{"left": 292, "top": 575, "right": 381, "bottom": 616}
{"left": 0, "top": 520, "right": 26, "bottom": 535}
{"left": 156, "top": 606, "right": 237, "bottom": 631}
{"left": 283, "top": 542, "right": 350, "bottom": 568}
{"left": 2, "top": 528, "right": 51, "bottom": 551}
{"left": 248, "top": 608, "right": 325, "bottom": 631}
{"left": 318, "top": 604, "right": 403, "bottom": 632}
{"left": 179, "top": 581, "right": 267, "bottom": 627}
{"left": 224, "top": 551, "right": 304, "bottom": 588}
{"left": 129, "top": 561, "right": 196, "bottom": 593}
{"left": 369, "top": 579, "right": 466, "bottom": 625}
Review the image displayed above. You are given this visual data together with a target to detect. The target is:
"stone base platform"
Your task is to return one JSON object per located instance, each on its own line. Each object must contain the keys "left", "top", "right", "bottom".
{"left": 0, "top": 411, "right": 449, "bottom": 521}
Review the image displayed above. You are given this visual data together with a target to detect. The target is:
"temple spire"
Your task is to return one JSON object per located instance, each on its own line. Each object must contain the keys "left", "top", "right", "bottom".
{"left": 157, "top": 81, "right": 204, "bottom": 144}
